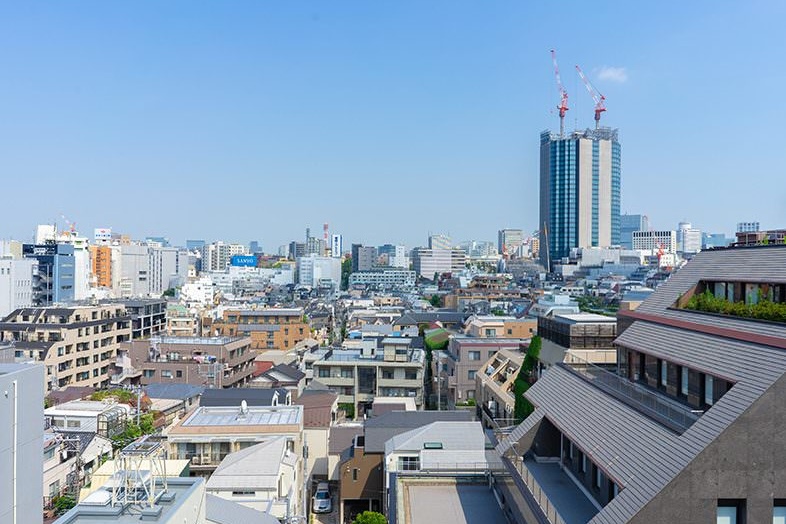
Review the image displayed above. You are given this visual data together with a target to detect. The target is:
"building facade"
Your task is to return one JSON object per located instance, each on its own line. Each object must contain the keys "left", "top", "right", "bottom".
{"left": 632, "top": 230, "right": 677, "bottom": 254}
{"left": 539, "top": 128, "right": 621, "bottom": 268}
{"left": 214, "top": 308, "right": 310, "bottom": 351}
{"left": 411, "top": 248, "right": 466, "bottom": 279}
{"left": 498, "top": 229, "right": 524, "bottom": 258}
{"left": 297, "top": 255, "right": 341, "bottom": 288}
{"left": 348, "top": 269, "right": 417, "bottom": 290}
{"left": 0, "top": 258, "right": 36, "bottom": 318}
{"left": 23, "top": 243, "right": 75, "bottom": 306}
{"left": 620, "top": 214, "right": 649, "bottom": 250}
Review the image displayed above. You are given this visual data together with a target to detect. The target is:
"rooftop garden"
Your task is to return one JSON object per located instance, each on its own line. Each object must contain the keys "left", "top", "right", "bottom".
{"left": 683, "top": 289, "right": 786, "bottom": 323}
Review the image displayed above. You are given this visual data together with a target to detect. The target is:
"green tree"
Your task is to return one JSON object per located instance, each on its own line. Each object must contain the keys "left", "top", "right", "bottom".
{"left": 339, "top": 402, "right": 355, "bottom": 420}
{"left": 514, "top": 336, "right": 541, "bottom": 422}
{"left": 162, "top": 288, "right": 176, "bottom": 298}
{"left": 428, "top": 294, "right": 442, "bottom": 308}
{"left": 53, "top": 495, "right": 76, "bottom": 515}
{"left": 341, "top": 257, "right": 352, "bottom": 290}
{"left": 353, "top": 511, "right": 387, "bottom": 524}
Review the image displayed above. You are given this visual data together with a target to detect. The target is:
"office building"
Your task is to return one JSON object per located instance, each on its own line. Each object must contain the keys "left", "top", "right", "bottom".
{"left": 632, "top": 230, "right": 677, "bottom": 254}
{"left": 23, "top": 243, "right": 75, "bottom": 306}
{"left": 498, "top": 229, "right": 524, "bottom": 258}
{"left": 539, "top": 128, "right": 621, "bottom": 268}
{"left": 331, "top": 234, "right": 343, "bottom": 258}
{"left": 0, "top": 305, "right": 132, "bottom": 393}
{"left": 0, "top": 363, "right": 44, "bottom": 524}
{"left": 702, "top": 233, "right": 731, "bottom": 249}
{"left": 90, "top": 245, "right": 113, "bottom": 288}
{"left": 201, "top": 242, "right": 246, "bottom": 273}
{"left": 0, "top": 258, "right": 36, "bottom": 318}
{"left": 288, "top": 241, "right": 306, "bottom": 260}
{"left": 349, "top": 269, "right": 417, "bottom": 290}
{"left": 428, "top": 234, "right": 452, "bottom": 250}
{"left": 186, "top": 239, "right": 206, "bottom": 252}
{"left": 351, "top": 244, "right": 377, "bottom": 272}
{"left": 677, "top": 221, "right": 702, "bottom": 255}
{"left": 411, "top": 247, "right": 466, "bottom": 279}
{"left": 620, "top": 214, "right": 649, "bottom": 250}
{"left": 297, "top": 254, "right": 341, "bottom": 288}
{"left": 737, "top": 221, "right": 760, "bottom": 233}
{"left": 498, "top": 245, "right": 786, "bottom": 524}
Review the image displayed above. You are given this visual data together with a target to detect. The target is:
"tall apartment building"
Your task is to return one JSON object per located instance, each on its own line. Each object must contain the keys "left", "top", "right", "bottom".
{"left": 23, "top": 243, "right": 75, "bottom": 306}
{"left": 114, "top": 336, "right": 254, "bottom": 388}
{"left": 498, "top": 245, "right": 786, "bottom": 524}
{"left": 349, "top": 269, "right": 417, "bottom": 290}
{"left": 620, "top": 214, "right": 649, "bottom": 250}
{"left": 0, "top": 258, "right": 36, "bottom": 318}
{"left": 90, "top": 245, "right": 112, "bottom": 288}
{"left": 118, "top": 244, "right": 189, "bottom": 297}
{"left": 411, "top": 247, "right": 466, "bottom": 279}
{"left": 200, "top": 242, "right": 246, "bottom": 272}
{"left": 331, "top": 234, "right": 343, "bottom": 258}
{"left": 539, "top": 128, "right": 621, "bottom": 268}
{"left": 0, "top": 305, "right": 132, "bottom": 393}
{"left": 498, "top": 229, "right": 524, "bottom": 257}
{"left": 214, "top": 308, "right": 310, "bottom": 351}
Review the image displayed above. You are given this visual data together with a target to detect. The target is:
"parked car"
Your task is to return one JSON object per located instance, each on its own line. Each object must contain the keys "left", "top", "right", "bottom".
{"left": 312, "top": 482, "right": 332, "bottom": 514}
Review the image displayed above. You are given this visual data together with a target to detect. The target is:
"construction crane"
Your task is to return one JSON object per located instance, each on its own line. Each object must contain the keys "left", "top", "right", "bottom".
{"left": 575, "top": 65, "right": 606, "bottom": 129}
{"left": 550, "top": 49, "right": 569, "bottom": 138}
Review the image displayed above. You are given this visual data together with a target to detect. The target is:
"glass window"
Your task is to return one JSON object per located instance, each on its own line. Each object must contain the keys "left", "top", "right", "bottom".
{"left": 774, "top": 503, "right": 786, "bottom": 524}
{"left": 468, "top": 351, "right": 481, "bottom": 361}
{"left": 705, "top": 375, "right": 715, "bottom": 406}
{"left": 468, "top": 370, "right": 476, "bottom": 380}
{"left": 660, "top": 360, "right": 668, "bottom": 387}
{"left": 398, "top": 456, "right": 420, "bottom": 471}
{"left": 581, "top": 454, "right": 587, "bottom": 473}
{"left": 681, "top": 367, "right": 689, "bottom": 396}
{"left": 717, "top": 506, "right": 737, "bottom": 524}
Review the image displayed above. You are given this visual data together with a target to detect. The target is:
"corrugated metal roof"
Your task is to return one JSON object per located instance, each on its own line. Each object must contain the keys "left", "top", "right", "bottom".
{"left": 364, "top": 410, "right": 474, "bottom": 453}
{"left": 205, "top": 438, "right": 287, "bottom": 490}
{"left": 205, "top": 493, "right": 280, "bottom": 524}
{"left": 183, "top": 405, "right": 302, "bottom": 427}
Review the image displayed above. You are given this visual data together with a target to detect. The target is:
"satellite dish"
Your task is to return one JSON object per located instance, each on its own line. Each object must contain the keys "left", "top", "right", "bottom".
{"left": 240, "top": 400, "right": 248, "bottom": 415}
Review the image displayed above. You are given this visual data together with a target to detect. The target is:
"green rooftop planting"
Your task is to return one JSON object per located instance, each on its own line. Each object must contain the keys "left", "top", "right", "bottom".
{"left": 683, "top": 290, "right": 786, "bottom": 323}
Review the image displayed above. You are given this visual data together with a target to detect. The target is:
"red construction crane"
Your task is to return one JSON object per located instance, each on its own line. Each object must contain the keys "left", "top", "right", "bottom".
{"left": 575, "top": 64, "right": 606, "bottom": 129}
{"left": 550, "top": 50, "right": 569, "bottom": 137}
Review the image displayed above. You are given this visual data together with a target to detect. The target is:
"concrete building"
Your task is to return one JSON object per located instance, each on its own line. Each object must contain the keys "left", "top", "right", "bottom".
{"left": 166, "top": 303, "right": 198, "bottom": 337}
{"left": 214, "top": 308, "right": 310, "bottom": 351}
{"left": 440, "top": 337, "right": 526, "bottom": 405}
{"left": 620, "top": 214, "right": 649, "bottom": 250}
{"left": 313, "top": 339, "right": 425, "bottom": 416}
{"left": 631, "top": 230, "right": 677, "bottom": 254}
{"left": 428, "top": 234, "right": 452, "bottom": 250}
{"left": 349, "top": 269, "right": 417, "bottom": 290}
{"left": 168, "top": 404, "right": 303, "bottom": 476}
{"left": 23, "top": 243, "right": 76, "bottom": 305}
{"left": 677, "top": 221, "right": 702, "bottom": 255}
{"left": 114, "top": 336, "right": 254, "bottom": 388}
{"left": 498, "top": 229, "right": 524, "bottom": 258}
{"left": 464, "top": 315, "right": 537, "bottom": 339}
{"left": 102, "top": 298, "right": 166, "bottom": 339}
{"left": 498, "top": 244, "right": 786, "bottom": 524}
{"left": 90, "top": 245, "right": 112, "bottom": 288}
{"left": 201, "top": 242, "right": 246, "bottom": 273}
{"left": 539, "top": 128, "right": 621, "bottom": 268}
{"left": 351, "top": 244, "right": 377, "bottom": 272}
{"left": 736, "top": 221, "right": 760, "bottom": 233}
{"left": 0, "top": 305, "right": 132, "bottom": 393}
{"left": 537, "top": 312, "right": 618, "bottom": 366}
{"left": 411, "top": 248, "right": 466, "bottom": 279}
{"left": 475, "top": 348, "right": 525, "bottom": 428}
{"left": 0, "top": 363, "right": 44, "bottom": 524}
{"left": 297, "top": 255, "right": 341, "bottom": 288}
{"left": 0, "top": 257, "right": 36, "bottom": 318}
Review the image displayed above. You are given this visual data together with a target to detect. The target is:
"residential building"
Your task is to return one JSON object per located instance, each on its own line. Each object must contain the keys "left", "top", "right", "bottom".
{"left": 102, "top": 298, "right": 166, "bottom": 339}
{"left": 677, "top": 221, "right": 702, "bottom": 255}
{"left": 250, "top": 364, "right": 306, "bottom": 396}
{"left": 349, "top": 268, "right": 417, "bottom": 290}
{"left": 143, "top": 383, "right": 204, "bottom": 423}
{"left": 0, "top": 305, "right": 132, "bottom": 393}
{"left": 620, "top": 214, "right": 649, "bottom": 250}
{"left": 294, "top": 387, "right": 339, "bottom": 479}
{"left": 537, "top": 312, "right": 618, "bottom": 365}
{"left": 331, "top": 234, "right": 343, "bottom": 258}
{"left": 168, "top": 404, "right": 303, "bottom": 476}
{"left": 392, "top": 310, "right": 468, "bottom": 332}
{"left": 498, "top": 229, "right": 524, "bottom": 258}
{"left": 464, "top": 315, "right": 537, "bottom": 339}
{"left": 736, "top": 221, "right": 760, "bottom": 233}
{"left": 735, "top": 228, "right": 786, "bottom": 246}
{"left": 205, "top": 437, "right": 300, "bottom": 520}
{"left": 313, "top": 338, "right": 425, "bottom": 416}
{"left": 45, "top": 400, "right": 131, "bottom": 438}
{"left": 631, "top": 230, "right": 677, "bottom": 253}
{"left": 0, "top": 363, "right": 44, "bottom": 524}
{"left": 166, "top": 303, "right": 198, "bottom": 337}
{"left": 539, "top": 128, "right": 621, "bottom": 268}
{"left": 201, "top": 242, "right": 246, "bottom": 273}
{"left": 23, "top": 243, "right": 75, "bottom": 305}
{"left": 441, "top": 337, "right": 526, "bottom": 405}
{"left": 475, "top": 348, "right": 525, "bottom": 428}
{"left": 527, "top": 293, "right": 580, "bottom": 318}
{"left": 297, "top": 254, "right": 341, "bottom": 288}
{"left": 338, "top": 410, "right": 472, "bottom": 522}
{"left": 288, "top": 241, "right": 306, "bottom": 260}
{"left": 0, "top": 257, "right": 36, "bottom": 318}
{"left": 214, "top": 308, "right": 310, "bottom": 351}
{"left": 411, "top": 247, "right": 466, "bottom": 279}
{"left": 498, "top": 244, "right": 786, "bottom": 524}
{"left": 351, "top": 244, "right": 377, "bottom": 272}
{"left": 90, "top": 245, "right": 112, "bottom": 288}
{"left": 114, "top": 336, "right": 254, "bottom": 388}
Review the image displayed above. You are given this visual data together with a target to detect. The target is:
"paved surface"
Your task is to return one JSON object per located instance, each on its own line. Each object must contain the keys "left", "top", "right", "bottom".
{"left": 406, "top": 484, "right": 507, "bottom": 524}
{"left": 525, "top": 459, "right": 599, "bottom": 524}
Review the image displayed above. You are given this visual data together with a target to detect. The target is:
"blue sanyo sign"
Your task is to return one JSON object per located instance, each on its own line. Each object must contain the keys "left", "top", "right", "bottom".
{"left": 230, "top": 255, "right": 257, "bottom": 267}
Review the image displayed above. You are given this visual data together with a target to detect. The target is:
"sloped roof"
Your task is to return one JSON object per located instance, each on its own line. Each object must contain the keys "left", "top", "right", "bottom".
{"left": 205, "top": 493, "right": 280, "bottom": 524}
{"left": 364, "top": 410, "right": 474, "bottom": 453}
{"left": 385, "top": 421, "right": 484, "bottom": 454}
{"left": 294, "top": 390, "right": 338, "bottom": 428}
{"left": 200, "top": 388, "right": 288, "bottom": 407}
{"left": 205, "top": 438, "right": 288, "bottom": 490}
{"left": 144, "top": 383, "right": 204, "bottom": 401}
{"left": 328, "top": 426, "right": 364, "bottom": 455}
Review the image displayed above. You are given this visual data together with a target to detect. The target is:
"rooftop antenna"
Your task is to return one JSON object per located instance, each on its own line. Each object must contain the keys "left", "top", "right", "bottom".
{"left": 550, "top": 50, "right": 569, "bottom": 138}
{"left": 575, "top": 65, "right": 607, "bottom": 129}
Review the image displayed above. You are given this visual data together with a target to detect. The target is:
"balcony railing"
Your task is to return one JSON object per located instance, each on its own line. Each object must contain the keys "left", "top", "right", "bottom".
{"left": 561, "top": 355, "right": 699, "bottom": 433}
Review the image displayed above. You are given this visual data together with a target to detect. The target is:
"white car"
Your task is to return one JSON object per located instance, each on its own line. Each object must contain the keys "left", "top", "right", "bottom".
{"left": 312, "top": 482, "right": 332, "bottom": 514}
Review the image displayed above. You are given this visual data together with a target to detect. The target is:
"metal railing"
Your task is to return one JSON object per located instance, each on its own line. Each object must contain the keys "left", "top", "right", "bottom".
{"left": 513, "top": 458, "right": 567, "bottom": 524}
{"left": 561, "top": 355, "right": 699, "bottom": 433}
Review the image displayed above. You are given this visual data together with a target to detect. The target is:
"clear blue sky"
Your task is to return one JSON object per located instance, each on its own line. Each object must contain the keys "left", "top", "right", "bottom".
{"left": 1, "top": 1, "right": 784, "bottom": 250}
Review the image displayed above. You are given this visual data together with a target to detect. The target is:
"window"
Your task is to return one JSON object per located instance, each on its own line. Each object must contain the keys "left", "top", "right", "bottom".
{"left": 484, "top": 328, "right": 496, "bottom": 337}
{"left": 468, "top": 370, "right": 476, "bottom": 380}
{"left": 581, "top": 453, "right": 587, "bottom": 473}
{"left": 49, "top": 480, "right": 61, "bottom": 497}
{"left": 161, "top": 370, "right": 173, "bottom": 379}
{"left": 705, "top": 375, "right": 715, "bottom": 406}
{"left": 382, "top": 370, "right": 394, "bottom": 379}
{"left": 176, "top": 370, "right": 183, "bottom": 378}
{"left": 681, "top": 366, "right": 689, "bottom": 397}
{"left": 67, "top": 420, "right": 81, "bottom": 428}
{"left": 774, "top": 501, "right": 786, "bottom": 524}
{"left": 593, "top": 464, "right": 602, "bottom": 489}
{"left": 352, "top": 468, "right": 359, "bottom": 481}
{"left": 44, "top": 447, "right": 56, "bottom": 461}
{"left": 232, "top": 490, "right": 255, "bottom": 496}
{"left": 398, "top": 456, "right": 420, "bottom": 471}
{"left": 341, "top": 368, "right": 353, "bottom": 379}
{"left": 717, "top": 499, "right": 744, "bottom": 524}
{"left": 660, "top": 360, "right": 668, "bottom": 387}
{"left": 405, "top": 370, "right": 417, "bottom": 380}
{"left": 143, "top": 370, "right": 155, "bottom": 378}
{"left": 318, "top": 368, "right": 330, "bottom": 378}
{"left": 467, "top": 389, "right": 475, "bottom": 399}
{"left": 468, "top": 351, "right": 481, "bottom": 361}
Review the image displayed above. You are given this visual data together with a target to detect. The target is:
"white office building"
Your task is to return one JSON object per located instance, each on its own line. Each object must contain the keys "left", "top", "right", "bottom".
{"left": 297, "top": 255, "right": 341, "bottom": 288}
{"left": 331, "top": 234, "right": 343, "bottom": 258}
{"left": 0, "top": 258, "right": 37, "bottom": 318}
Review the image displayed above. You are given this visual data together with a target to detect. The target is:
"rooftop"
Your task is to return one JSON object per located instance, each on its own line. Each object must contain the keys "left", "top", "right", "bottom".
{"left": 180, "top": 404, "right": 303, "bottom": 428}
{"left": 151, "top": 336, "right": 241, "bottom": 345}
{"left": 403, "top": 482, "right": 508, "bottom": 524}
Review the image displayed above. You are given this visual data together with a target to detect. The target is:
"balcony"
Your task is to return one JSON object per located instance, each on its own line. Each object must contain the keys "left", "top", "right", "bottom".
{"left": 506, "top": 455, "right": 599, "bottom": 524}
{"left": 561, "top": 356, "right": 699, "bottom": 433}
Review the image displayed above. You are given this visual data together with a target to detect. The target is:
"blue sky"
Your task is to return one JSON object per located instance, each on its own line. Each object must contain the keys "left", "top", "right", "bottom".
{"left": 1, "top": 1, "right": 784, "bottom": 250}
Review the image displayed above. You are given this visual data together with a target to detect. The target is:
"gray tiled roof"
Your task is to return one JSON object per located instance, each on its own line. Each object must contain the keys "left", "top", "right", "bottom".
{"left": 205, "top": 493, "right": 280, "bottom": 524}
{"left": 144, "top": 383, "right": 204, "bottom": 401}
{"left": 200, "top": 388, "right": 288, "bottom": 407}
{"left": 364, "top": 410, "right": 474, "bottom": 453}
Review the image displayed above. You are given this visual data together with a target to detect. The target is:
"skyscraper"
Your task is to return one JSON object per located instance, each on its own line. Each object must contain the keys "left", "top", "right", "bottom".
{"left": 498, "top": 229, "right": 524, "bottom": 257}
{"left": 539, "top": 128, "right": 621, "bottom": 268}
{"left": 620, "top": 214, "right": 649, "bottom": 249}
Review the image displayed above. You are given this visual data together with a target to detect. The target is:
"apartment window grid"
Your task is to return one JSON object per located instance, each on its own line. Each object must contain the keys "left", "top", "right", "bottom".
{"left": 398, "top": 456, "right": 420, "bottom": 471}
{"left": 591, "top": 139, "right": 600, "bottom": 246}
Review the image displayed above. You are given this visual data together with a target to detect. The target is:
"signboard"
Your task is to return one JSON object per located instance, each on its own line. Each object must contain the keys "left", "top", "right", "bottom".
{"left": 230, "top": 255, "right": 257, "bottom": 267}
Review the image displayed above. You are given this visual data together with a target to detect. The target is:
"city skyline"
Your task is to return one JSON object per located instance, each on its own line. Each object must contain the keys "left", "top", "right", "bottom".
{"left": 1, "top": 2, "right": 785, "bottom": 248}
